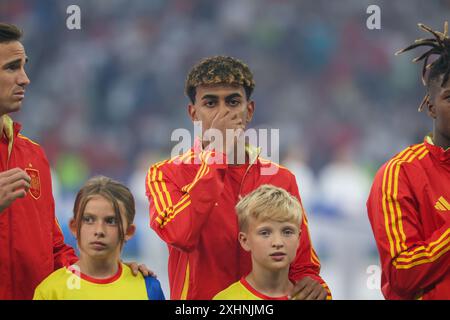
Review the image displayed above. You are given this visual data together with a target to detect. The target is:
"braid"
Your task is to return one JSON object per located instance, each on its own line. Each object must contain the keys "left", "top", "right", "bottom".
{"left": 395, "top": 22, "right": 450, "bottom": 111}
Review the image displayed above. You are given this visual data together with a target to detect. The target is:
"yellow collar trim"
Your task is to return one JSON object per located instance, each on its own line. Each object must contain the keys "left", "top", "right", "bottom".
{"left": 425, "top": 135, "right": 434, "bottom": 145}
{"left": 245, "top": 143, "right": 262, "bottom": 165}
{"left": 426, "top": 134, "right": 450, "bottom": 151}
{"left": 2, "top": 115, "right": 14, "bottom": 157}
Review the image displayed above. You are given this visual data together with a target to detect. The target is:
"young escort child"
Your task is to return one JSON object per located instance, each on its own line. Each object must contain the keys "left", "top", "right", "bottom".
{"left": 214, "top": 184, "right": 327, "bottom": 300}
{"left": 33, "top": 176, "right": 165, "bottom": 300}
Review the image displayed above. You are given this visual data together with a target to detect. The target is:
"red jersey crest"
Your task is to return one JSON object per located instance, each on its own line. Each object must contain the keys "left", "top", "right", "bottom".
{"left": 25, "top": 168, "right": 41, "bottom": 200}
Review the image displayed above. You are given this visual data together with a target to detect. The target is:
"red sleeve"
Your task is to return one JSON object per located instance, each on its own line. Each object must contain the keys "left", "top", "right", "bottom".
{"left": 40, "top": 148, "right": 77, "bottom": 269}
{"left": 53, "top": 216, "right": 78, "bottom": 269}
{"left": 287, "top": 175, "right": 332, "bottom": 299}
{"left": 146, "top": 151, "right": 227, "bottom": 252}
{"left": 367, "top": 161, "right": 450, "bottom": 298}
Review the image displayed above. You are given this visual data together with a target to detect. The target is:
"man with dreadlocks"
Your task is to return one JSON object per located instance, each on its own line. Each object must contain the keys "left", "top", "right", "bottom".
{"left": 146, "top": 56, "right": 331, "bottom": 300}
{"left": 367, "top": 22, "right": 450, "bottom": 300}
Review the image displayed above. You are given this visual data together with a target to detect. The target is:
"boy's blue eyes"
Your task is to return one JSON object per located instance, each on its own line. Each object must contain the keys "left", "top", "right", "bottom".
{"left": 257, "top": 229, "right": 296, "bottom": 236}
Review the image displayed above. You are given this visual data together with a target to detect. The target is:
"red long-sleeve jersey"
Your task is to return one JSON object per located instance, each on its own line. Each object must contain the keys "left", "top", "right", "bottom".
{"left": 0, "top": 117, "right": 77, "bottom": 300}
{"left": 146, "top": 140, "right": 331, "bottom": 300}
{"left": 367, "top": 137, "right": 450, "bottom": 299}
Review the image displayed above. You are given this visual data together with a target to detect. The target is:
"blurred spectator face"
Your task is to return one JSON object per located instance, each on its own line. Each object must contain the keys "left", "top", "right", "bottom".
{"left": 428, "top": 77, "right": 450, "bottom": 144}
{"left": 188, "top": 84, "right": 254, "bottom": 136}
{"left": 0, "top": 41, "right": 30, "bottom": 116}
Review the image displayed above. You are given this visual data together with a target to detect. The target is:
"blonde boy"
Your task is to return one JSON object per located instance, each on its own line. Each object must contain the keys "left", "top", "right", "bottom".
{"left": 214, "top": 184, "right": 321, "bottom": 300}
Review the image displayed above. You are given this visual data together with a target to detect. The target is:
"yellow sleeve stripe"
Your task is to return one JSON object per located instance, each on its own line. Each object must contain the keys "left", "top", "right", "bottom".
{"left": 435, "top": 202, "right": 446, "bottom": 211}
{"left": 160, "top": 153, "right": 212, "bottom": 227}
{"left": 148, "top": 152, "right": 213, "bottom": 229}
{"left": 438, "top": 197, "right": 450, "bottom": 210}
{"left": 322, "top": 283, "right": 332, "bottom": 300}
{"left": 300, "top": 210, "right": 321, "bottom": 267}
{"left": 147, "top": 165, "right": 189, "bottom": 224}
{"left": 395, "top": 229, "right": 450, "bottom": 260}
{"left": 158, "top": 169, "right": 173, "bottom": 208}
{"left": 381, "top": 144, "right": 425, "bottom": 258}
{"left": 381, "top": 143, "right": 448, "bottom": 269}
{"left": 147, "top": 161, "right": 169, "bottom": 215}
{"left": 169, "top": 150, "right": 195, "bottom": 164}
{"left": 394, "top": 238, "right": 450, "bottom": 269}
{"left": 180, "top": 262, "right": 190, "bottom": 300}
{"left": 160, "top": 156, "right": 211, "bottom": 226}
{"left": 161, "top": 197, "right": 192, "bottom": 227}
{"left": 182, "top": 152, "right": 211, "bottom": 193}
{"left": 148, "top": 151, "right": 195, "bottom": 217}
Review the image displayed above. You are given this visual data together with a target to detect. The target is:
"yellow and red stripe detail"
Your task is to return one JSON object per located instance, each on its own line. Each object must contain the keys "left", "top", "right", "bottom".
{"left": 147, "top": 151, "right": 214, "bottom": 229}
{"left": 380, "top": 143, "right": 450, "bottom": 269}
{"left": 382, "top": 144, "right": 425, "bottom": 257}
{"left": 437, "top": 197, "right": 450, "bottom": 210}
{"left": 180, "top": 262, "right": 190, "bottom": 300}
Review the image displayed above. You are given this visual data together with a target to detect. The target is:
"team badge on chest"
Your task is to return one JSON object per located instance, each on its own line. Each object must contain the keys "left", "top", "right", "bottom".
{"left": 25, "top": 168, "right": 41, "bottom": 200}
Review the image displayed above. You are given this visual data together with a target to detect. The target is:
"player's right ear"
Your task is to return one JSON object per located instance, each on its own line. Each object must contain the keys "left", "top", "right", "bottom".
{"left": 188, "top": 105, "right": 198, "bottom": 121}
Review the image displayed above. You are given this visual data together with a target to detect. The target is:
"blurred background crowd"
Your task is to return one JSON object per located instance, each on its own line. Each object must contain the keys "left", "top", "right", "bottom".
{"left": 2, "top": 0, "right": 449, "bottom": 299}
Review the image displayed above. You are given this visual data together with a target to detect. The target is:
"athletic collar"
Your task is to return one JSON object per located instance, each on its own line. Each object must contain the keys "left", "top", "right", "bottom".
{"left": 68, "top": 263, "right": 123, "bottom": 285}
{"left": 424, "top": 134, "right": 450, "bottom": 162}
{"left": 193, "top": 136, "right": 261, "bottom": 166}
{"left": 240, "top": 277, "right": 289, "bottom": 300}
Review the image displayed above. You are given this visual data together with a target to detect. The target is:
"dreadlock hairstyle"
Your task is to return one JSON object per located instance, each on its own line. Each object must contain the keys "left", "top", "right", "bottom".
{"left": 395, "top": 21, "right": 450, "bottom": 111}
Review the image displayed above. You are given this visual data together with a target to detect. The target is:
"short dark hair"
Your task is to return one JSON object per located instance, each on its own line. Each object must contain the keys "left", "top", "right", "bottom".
{"left": 0, "top": 23, "right": 22, "bottom": 43}
{"left": 395, "top": 22, "right": 450, "bottom": 110}
{"left": 185, "top": 55, "right": 255, "bottom": 103}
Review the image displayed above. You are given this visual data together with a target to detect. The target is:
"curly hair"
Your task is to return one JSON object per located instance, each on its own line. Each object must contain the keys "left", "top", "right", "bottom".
{"left": 185, "top": 55, "right": 255, "bottom": 103}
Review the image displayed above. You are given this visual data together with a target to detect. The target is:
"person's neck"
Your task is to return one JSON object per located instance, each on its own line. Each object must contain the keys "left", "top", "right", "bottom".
{"left": 201, "top": 142, "right": 249, "bottom": 166}
{"left": 76, "top": 254, "right": 120, "bottom": 279}
{"left": 245, "top": 264, "right": 292, "bottom": 297}
{"left": 432, "top": 129, "right": 450, "bottom": 150}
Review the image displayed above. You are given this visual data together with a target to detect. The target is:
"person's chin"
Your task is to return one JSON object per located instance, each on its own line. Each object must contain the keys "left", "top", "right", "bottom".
{"left": 7, "top": 102, "right": 23, "bottom": 113}
{"left": 265, "top": 261, "right": 289, "bottom": 271}
{"left": 87, "top": 248, "right": 111, "bottom": 258}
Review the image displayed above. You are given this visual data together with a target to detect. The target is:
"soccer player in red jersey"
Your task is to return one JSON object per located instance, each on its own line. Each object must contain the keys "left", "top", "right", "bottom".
{"left": 146, "top": 55, "right": 331, "bottom": 300}
{"left": 0, "top": 23, "right": 77, "bottom": 300}
{"left": 367, "top": 22, "right": 450, "bottom": 299}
